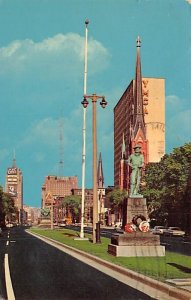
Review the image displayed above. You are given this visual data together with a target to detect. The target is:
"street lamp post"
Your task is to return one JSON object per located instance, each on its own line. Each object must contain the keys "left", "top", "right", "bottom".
{"left": 81, "top": 94, "right": 107, "bottom": 243}
{"left": 51, "top": 195, "right": 54, "bottom": 230}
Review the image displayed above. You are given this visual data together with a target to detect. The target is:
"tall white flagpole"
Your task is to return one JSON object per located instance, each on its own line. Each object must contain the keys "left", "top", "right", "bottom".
{"left": 80, "top": 19, "right": 89, "bottom": 238}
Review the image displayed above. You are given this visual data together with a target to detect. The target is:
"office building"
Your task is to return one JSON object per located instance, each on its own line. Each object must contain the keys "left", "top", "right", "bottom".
{"left": 41, "top": 175, "right": 78, "bottom": 208}
{"left": 114, "top": 37, "right": 165, "bottom": 189}
{"left": 5, "top": 157, "right": 23, "bottom": 223}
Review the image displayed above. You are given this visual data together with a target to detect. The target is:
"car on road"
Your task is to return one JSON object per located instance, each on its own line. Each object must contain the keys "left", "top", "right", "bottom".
{"left": 152, "top": 226, "right": 165, "bottom": 235}
{"left": 6, "top": 223, "right": 14, "bottom": 228}
{"left": 114, "top": 222, "right": 124, "bottom": 233}
{"left": 164, "top": 227, "right": 185, "bottom": 237}
{"left": 59, "top": 222, "right": 66, "bottom": 227}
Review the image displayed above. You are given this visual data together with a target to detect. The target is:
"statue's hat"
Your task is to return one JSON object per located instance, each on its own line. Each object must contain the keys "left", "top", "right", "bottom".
{"left": 133, "top": 144, "right": 141, "bottom": 149}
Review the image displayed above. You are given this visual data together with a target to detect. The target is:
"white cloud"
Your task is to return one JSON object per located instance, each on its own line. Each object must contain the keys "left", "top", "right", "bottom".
{"left": 166, "top": 94, "right": 185, "bottom": 118}
{"left": 33, "top": 152, "right": 46, "bottom": 163}
{"left": 0, "top": 33, "right": 110, "bottom": 79}
{"left": 21, "top": 118, "right": 59, "bottom": 146}
{"left": 0, "top": 148, "right": 9, "bottom": 161}
{"left": 168, "top": 110, "right": 191, "bottom": 135}
{"left": 19, "top": 107, "right": 83, "bottom": 153}
{"left": 166, "top": 94, "right": 180, "bottom": 105}
{"left": 166, "top": 93, "right": 191, "bottom": 151}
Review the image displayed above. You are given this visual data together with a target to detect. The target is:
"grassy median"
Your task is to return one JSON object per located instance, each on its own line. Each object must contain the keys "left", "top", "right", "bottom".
{"left": 30, "top": 227, "right": 191, "bottom": 282}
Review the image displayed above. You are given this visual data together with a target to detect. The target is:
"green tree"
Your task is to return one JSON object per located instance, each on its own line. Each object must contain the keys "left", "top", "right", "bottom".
{"left": 141, "top": 162, "right": 166, "bottom": 223}
{"left": 0, "top": 186, "right": 17, "bottom": 227}
{"left": 107, "top": 188, "right": 128, "bottom": 223}
{"left": 183, "top": 164, "right": 191, "bottom": 235}
{"left": 142, "top": 143, "right": 191, "bottom": 231}
{"left": 62, "top": 195, "right": 81, "bottom": 222}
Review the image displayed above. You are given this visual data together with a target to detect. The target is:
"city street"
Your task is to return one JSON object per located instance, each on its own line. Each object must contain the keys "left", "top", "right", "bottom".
{"left": 0, "top": 227, "right": 154, "bottom": 300}
{"left": 68, "top": 225, "right": 191, "bottom": 256}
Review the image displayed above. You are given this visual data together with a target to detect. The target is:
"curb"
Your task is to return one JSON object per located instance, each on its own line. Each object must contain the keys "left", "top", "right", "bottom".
{"left": 27, "top": 230, "right": 191, "bottom": 300}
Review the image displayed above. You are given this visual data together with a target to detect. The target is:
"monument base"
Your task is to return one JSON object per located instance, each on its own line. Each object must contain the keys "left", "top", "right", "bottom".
{"left": 108, "top": 232, "right": 165, "bottom": 257}
{"left": 38, "top": 218, "right": 51, "bottom": 228}
{"left": 123, "top": 197, "right": 148, "bottom": 226}
{"left": 108, "top": 244, "right": 165, "bottom": 257}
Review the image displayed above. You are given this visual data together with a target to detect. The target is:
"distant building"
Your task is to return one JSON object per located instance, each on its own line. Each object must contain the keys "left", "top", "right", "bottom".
{"left": 71, "top": 152, "right": 107, "bottom": 224}
{"left": 114, "top": 37, "right": 165, "bottom": 190}
{"left": 97, "top": 153, "right": 106, "bottom": 223}
{"left": 72, "top": 188, "right": 93, "bottom": 223}
{"left": 41, "top": 175, "right": 78, "bottom": 208}
{"left": 23, "top": 205, "right": 41, "bottom": 225}
{"left": 5, "top": 156, "right": 23, "bottom": 223}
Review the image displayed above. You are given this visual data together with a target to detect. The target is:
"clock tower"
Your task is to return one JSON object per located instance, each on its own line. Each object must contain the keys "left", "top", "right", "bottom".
{"left": 5, "top": 155, "right": 23, "bottom": 224}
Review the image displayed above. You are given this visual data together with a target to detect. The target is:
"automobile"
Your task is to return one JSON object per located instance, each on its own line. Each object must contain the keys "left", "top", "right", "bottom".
{"left": 152, "top": 226, "right": 165, "bottom": 235}
{"left": 164, "top": 227, "right": 185, "bottom": 237}
{"left": 74, "top": 223, "right": 87, "bottom": 228}
{"left": 59, "top": 223, "right": 66, "bottom": 227}
{"left": 114, "top": 222, "right": 124, "bottom": 233}
{"left": 114, "top": 222, "right": 122, "bottom": 228}
{"left": 6, "top": 223, "right": 13, "bottom": 228}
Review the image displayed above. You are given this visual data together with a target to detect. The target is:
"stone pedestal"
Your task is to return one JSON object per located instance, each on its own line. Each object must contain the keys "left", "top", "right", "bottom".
{"left": 108, "top": 232, "right": 165, "bottom": 257}
{"left": 108, "top": 196, "right": 165, "bottom": 257}
{"left": 123, "top": 197, "right": 148, "bottom": 226}
{"left": 38, "top": 217, "right": 51, "bottom": 228}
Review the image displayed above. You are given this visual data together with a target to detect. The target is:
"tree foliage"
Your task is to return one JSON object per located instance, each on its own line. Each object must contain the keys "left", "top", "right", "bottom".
{"left": 61, "top": 195, "right": 81, "bottom": 221}
{"left": 107, "top": 188, "right": 128, "bottom": 209}
{"left": 0, "top": 186, "right": 17, "bottom": 227}
{"left": 142, "top": 143, "right": 191, "bottom": 232}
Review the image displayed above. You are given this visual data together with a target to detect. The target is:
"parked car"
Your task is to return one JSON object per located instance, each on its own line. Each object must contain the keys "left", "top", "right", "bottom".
{"left": 6, "top": 223, "right": 13, "bottom": 228}
{"left": 114, "top": 222, "right": 122, "bottom": 228}
{"left": 164, "top": 227, "right": 185, "bottom": 237}
{"left": 59, "top": 222, "right": 66, "bottom": 227}
{"left": 152, "top": 226, "right": 165, "bottom": 235}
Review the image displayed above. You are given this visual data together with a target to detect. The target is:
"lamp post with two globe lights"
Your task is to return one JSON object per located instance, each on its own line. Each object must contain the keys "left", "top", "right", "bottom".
{"left": 81, "top": 94, "right": 107, "bottom": 243}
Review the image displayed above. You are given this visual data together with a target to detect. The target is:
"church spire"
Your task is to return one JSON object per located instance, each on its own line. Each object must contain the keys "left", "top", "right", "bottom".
{"left": 97, "top": 152, "right": 104, "bottom": 188}
{"left": 133, "top": 36, "right": 146, "bottom": 139}
{"left": 119, "top": 134, "right": 128, "bottom": 190}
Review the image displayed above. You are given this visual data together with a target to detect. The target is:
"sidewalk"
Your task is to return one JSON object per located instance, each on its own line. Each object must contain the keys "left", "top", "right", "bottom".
{"left": 27, "top": 230, "right": 191, "bottom": 300}
{"left": 165, "top": 279, "right": 191, "bottom": 293}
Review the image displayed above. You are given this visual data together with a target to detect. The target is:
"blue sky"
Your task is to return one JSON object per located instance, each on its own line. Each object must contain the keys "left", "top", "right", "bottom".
{"left": 0, "top": 0, "right": 190, "bottom": 207}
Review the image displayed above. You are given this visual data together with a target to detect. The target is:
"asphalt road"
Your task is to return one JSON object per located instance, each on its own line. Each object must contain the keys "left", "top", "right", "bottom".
{"left": 0, "top": 227, "right": 155, "bottom": 300}
{"left": 0, "top": 230, "right": 7, "bottom": 300}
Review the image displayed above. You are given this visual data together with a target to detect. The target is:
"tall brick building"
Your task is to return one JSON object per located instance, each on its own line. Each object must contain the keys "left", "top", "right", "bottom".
{"left": 41, "top": 175, "right": 78, "bottom": 208}
{"left": 114, "top": 37, "right": 165, "bottom": 190}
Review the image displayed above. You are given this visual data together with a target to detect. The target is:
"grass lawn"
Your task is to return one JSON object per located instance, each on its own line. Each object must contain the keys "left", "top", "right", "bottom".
{"left": 30, "top": 228, "right": 191, "bottom": 282}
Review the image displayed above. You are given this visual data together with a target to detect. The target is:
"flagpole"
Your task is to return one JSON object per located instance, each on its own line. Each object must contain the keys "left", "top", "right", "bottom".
{"left": 80, "top": 19, "right": 89, "bottom": 239}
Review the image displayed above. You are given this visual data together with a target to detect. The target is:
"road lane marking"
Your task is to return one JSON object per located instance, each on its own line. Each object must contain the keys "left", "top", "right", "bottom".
{"left": 6, "top": 241, "right": 9, "bottom": 246}
{"left": 4, "top": 254, "right": 15, "bottom": 300}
